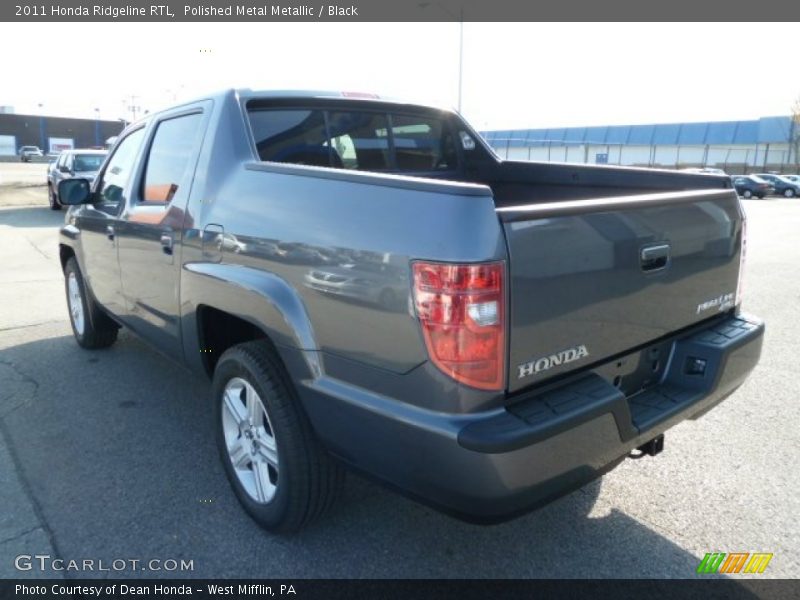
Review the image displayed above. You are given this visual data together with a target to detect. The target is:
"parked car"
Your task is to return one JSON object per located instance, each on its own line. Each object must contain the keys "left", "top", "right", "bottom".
{"left": 47, "top": 149, "right": 108, "bottom": 210}
{"left": 56, "top": 90, "right": 763, "bottom": 532}
{"left": 730, "top": 175, "right": 773, "bottom": 199}
{"left": 18, "top": 145, "right": 43, "bottom": 162}
{"left": 753, "top": 173, "right": 800, "bottom": 198}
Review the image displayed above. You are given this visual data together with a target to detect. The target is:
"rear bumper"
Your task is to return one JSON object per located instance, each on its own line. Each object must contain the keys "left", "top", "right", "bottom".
{"left": 297, "top": 313, "right": 764, "bottom": 522}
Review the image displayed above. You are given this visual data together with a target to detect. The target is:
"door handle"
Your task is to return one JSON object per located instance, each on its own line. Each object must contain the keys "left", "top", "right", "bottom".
{"left": 160, "top": 233, "right": 174, "bottom": 255}
{"left": 106, "top": 225, "right": 115, "bottom": 241}
{"left": 640, "top": 243, "right": 670, "bottom": 272}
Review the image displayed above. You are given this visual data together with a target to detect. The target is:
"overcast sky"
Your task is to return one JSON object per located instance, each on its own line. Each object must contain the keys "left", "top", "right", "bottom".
{"left": 1, "top": 22, "right": 797, "bottom": 130}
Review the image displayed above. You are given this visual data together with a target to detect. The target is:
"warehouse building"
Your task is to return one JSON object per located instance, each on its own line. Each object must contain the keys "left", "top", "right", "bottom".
{"left": 482, "top": 116, "right": 797, "bottom": 173}
{"left": 0, "top": 112, "right": 125, "bottom": 157}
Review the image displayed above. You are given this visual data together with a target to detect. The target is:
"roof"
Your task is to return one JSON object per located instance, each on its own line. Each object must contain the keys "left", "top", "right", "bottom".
{"left": 482, "top": 116, "right": 794, "bottom": 146}
{"left": 64, "top": 149, "right": 109, "bottom": 154}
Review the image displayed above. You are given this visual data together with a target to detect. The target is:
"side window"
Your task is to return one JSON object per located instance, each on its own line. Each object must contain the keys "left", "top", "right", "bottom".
{"left": 327, "top": 111, "right": 391, "bottom": 171}
{"left": 390, "top": 114, "right": 458, "bottom": 171}
{"left": 56, "top": 153, "right": 67, "bottom": 169}
{"left": 248, "top": 109, "right": 329, "bottom": 166}
{"left": 141, "top": 113, "right": 203, "bottom": 204}
{"left": 96, "top": 129, "right": 145, "bottom": 212}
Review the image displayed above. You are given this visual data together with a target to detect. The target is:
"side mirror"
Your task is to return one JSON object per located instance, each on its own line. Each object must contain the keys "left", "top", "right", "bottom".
{"left": 58, "top": 165, "right": 71, "bottom": 173}
{"left": 58, "top": 178, "right": 92, "bottom": 205}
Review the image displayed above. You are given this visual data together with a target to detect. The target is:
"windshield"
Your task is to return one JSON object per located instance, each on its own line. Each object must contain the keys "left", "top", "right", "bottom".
{"left": 73, "top": 154, "right": 106, "bottom": 172}
{"left": 749, "top": 176, "right": 768, "bottom": 184}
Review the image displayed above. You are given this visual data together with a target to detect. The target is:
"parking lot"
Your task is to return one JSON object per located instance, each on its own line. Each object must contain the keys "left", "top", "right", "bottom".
{"left": 0, "top": 167, "right": 798, "bottom": 580}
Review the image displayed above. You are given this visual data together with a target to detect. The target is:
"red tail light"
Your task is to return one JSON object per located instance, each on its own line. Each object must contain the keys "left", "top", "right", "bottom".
{"left": 412, "top": 261, "right": 505, "bottom": 390}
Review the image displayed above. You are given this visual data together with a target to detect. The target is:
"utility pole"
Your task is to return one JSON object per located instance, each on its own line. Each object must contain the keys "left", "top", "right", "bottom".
{"left": 418, "top": 2, "right": 465, "bottom": 113}
{"left": 457, "top": 8, "right": 464, "bottom": 113}
{"left": 123, "top": 95, "right": 141, "bottom": 123}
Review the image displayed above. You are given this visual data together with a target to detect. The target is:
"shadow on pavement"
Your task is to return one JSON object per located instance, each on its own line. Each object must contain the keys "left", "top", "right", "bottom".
{"left": 0, "top": 205, "right": 65, "bottom": 229}
{"left": 0, "top": 329, "right": 761, "bottom": 585}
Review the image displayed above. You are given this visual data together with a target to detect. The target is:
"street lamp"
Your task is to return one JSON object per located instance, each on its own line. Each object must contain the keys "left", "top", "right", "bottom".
{"left": 418, "top": 2, "right": 464, "bottom": 113}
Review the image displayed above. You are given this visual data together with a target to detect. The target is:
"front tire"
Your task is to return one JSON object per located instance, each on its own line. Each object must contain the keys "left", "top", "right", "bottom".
{"left": 742, "top": 190, "right": 753, "bottom": 199}
{"left": 48, "top": 185, "right": 61, "bottom": 210}
{"left": 64, "top": 257, "right": 118, "bottom": 349}
{"left": 784, "top": 188, "right": 795, "bottom": 198}
{"left": 213, "top": 341, "right": 344, "bottom": 532}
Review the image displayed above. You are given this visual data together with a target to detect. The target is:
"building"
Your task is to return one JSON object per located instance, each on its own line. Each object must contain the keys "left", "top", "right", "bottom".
{"left": 0, "top": 113, "right": 125, "bottom": 157}
{"left": 482, "top": 116, "right": 797, "bottom": 173}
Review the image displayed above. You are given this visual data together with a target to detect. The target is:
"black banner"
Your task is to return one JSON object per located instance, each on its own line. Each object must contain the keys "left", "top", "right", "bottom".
{"left": 2, "top": 580, "right": 799, "bottom": 600}
{"left": 2, "top": 0, "right": 800, "bottom": 22}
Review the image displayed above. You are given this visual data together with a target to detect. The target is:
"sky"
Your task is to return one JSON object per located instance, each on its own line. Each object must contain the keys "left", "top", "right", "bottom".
{"left": 0, "top": 22, "right": 797, "bottom": 131}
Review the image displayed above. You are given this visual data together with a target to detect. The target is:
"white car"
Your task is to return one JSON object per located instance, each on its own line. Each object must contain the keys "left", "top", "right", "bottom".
{"left": 19, "top": 146, "right": 43, "bottom": 162}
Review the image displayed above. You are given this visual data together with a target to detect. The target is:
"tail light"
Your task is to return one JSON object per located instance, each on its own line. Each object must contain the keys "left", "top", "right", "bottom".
{"left": 412, "top": 261, "right": 505, "bottom": 390}
{"left": 736, "top": 217, "right": 747, "bottom": 306}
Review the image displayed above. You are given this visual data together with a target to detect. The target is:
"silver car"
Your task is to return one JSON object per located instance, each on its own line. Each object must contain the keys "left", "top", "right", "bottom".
{"left": 47, "top": 149, "right": 108, "bottom": 210}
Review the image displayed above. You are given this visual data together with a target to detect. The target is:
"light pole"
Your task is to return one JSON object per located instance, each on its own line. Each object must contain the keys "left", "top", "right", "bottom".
{"left": 37, "top": 103, "right": 46, "bottom": 152}
{"left": 418, "top": 3, "right": 464, "bottom": 113}
{"left": 94, "top": 108, "right": 100, "bottom": 147}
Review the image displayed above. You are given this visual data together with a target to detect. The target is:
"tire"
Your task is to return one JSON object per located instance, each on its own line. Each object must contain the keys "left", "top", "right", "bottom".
{"left": 742, "top": 190, "right": 752, "bottom": 199}
{"left": 213, "top": 341, "right": 344, "bottom": 532}
{"left": 64, "top": 257, "right": 119, "bottom": 349}
{"left": 48, "top": 185, "right": 61, "bottom": 210}
{"left": 784, "top": 188, "right": 795, "bottom": 198}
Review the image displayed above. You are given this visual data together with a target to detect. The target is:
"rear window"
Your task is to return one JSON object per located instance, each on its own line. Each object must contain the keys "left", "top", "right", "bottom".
{"left": 73, "top": 154, "right": 106, "bottom": 172}
{"left": 246, "top": 104, "right": 458, "bottom": 174}
{"left": 390, "top": 114, "right": 457, "bottom": 171}
{"left": 249, "top": 109, "right": 329, "bottom": 166}
{"left": 327, "top": 111, "right": 391, "bottom": 170}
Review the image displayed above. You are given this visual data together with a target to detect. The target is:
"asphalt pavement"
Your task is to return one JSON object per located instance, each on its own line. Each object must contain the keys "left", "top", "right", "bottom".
{"left": 0, "top": 180, "right": 798, "bottom": 580}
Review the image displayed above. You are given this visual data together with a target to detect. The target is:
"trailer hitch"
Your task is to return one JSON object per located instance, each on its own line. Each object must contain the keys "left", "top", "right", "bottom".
{"left": 629, "top": 434, "right": 665, "bottom": 459}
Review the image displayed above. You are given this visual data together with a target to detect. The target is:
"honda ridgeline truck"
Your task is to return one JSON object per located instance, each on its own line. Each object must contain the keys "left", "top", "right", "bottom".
{"left": 57, "top": 90, "right": 764, "bottom": 531}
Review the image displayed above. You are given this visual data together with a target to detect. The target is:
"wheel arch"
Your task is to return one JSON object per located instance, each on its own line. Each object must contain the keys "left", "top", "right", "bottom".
{"left": 59, "top": 244, "right": 76, "bottom": 272}
{"left": 182, "top": 263, "right": 319, "bottom": 379}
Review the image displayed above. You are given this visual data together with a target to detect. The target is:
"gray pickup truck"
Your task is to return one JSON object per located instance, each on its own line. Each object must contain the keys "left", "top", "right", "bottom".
{"left": 57, "top": 89, "right": 764, "bottom": 532}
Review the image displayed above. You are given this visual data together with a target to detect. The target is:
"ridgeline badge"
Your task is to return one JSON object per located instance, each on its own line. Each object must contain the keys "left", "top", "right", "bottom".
{"left": 517, "top": 345, "right": 589, "bottom": 379}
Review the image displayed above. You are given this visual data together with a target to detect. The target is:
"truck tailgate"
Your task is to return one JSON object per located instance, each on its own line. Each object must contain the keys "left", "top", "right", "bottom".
{"left": 498, "top": 189, "right": 744, "bottom": 393}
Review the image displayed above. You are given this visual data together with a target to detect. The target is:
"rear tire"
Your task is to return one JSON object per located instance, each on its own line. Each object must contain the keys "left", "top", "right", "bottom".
{"left": 64, "top": 257, "right": 118, "bottom": 349}
{"left": 213, "top": 341, "right": 344, "bottom": 532}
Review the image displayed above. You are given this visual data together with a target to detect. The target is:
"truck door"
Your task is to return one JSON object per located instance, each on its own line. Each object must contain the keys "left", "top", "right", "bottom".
{"left": 115, "top": 105, "right": 208, "bottom": 361}
{"left": 75, "top": 128, "right": 146, "bottom": 317}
